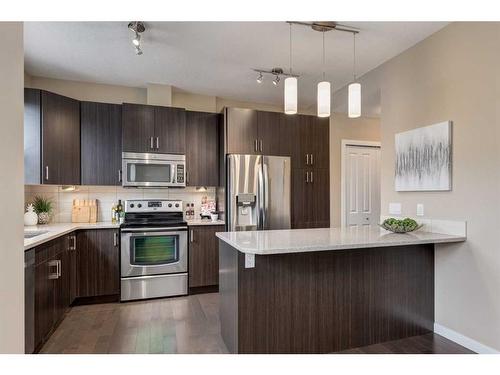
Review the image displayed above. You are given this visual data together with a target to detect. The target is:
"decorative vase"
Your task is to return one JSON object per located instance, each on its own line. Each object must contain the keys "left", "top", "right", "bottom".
{"left": 38, "top": 212, "right": 51, "bottom": 225}
{"left": 24, "top": 204, "right": 38, "bottom": 226}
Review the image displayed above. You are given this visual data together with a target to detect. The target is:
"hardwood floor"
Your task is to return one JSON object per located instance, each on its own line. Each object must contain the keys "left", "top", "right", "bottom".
{"left": 40, "top": 293, "right": 228, "bottom": 354}
{"left": 338, "top": 333, "right": 475, "bottom": 354}
{"left": 40, "top": 292, "right": 473, "bottom": 354}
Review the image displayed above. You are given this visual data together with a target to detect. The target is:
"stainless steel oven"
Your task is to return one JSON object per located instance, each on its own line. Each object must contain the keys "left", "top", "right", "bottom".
{"left": 122, "top": 152, "right": 186, "bottom": 188}
{"left": 120, "top": 199, "right": 188, "bottom": 301}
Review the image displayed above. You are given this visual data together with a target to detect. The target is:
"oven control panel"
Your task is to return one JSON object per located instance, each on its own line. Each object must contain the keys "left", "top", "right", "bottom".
{"left": 125, "top": 199, "right": 183, "bottom": 213}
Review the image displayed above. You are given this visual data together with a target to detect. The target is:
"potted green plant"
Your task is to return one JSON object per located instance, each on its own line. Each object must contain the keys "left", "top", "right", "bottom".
{"left": 32, "top": 195, "right": 53, "bottom": 225}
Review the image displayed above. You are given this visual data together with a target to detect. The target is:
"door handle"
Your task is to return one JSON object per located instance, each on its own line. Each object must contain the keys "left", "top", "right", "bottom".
{"left": 45, "top": 166, "right": 49, "bottom": 181}
{"left": 306, "top": 154, "right": 309, "bottom": 165}
{"left": 310, "top": 171, "right": 314, "bottom": 183}
{"left": 150, "top": 137, "right": 154, "bottom": 149}
{"left": 190, "top": 230, "right": 194, "bottom": 243}
{"left": 113, "top": 232, "right": 118, "bottom": 247}
{"left": 156, "top": 137, "right": 160, "bottom": 150}
{"left": 57, "top": 260, "right": 61, "bottom": 278}
{"left": 259, "top": 140, "right": 263, "bottom": 152}
{"left": 310, "top": 154, "right": 314, "bottom": 165}
{"left": 118, "top": 169, "right": 122, "bottom": 183}
{"left": 305, "top": 171, "right": 309, "bottom": 183}
{"left": 254, "top": 139, "right": 258, "bottom": 152}
{"left": 186, "top": 170, "right": 189, "bottom": 185}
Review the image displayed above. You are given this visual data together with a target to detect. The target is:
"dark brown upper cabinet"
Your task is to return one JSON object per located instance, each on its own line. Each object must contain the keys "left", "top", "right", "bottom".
{"left": 122, "top": 103, "right": 186, "bottom": 154}
{"left": 257, "top": 111, "right": 281, "bottom": 155}
{"left": 81, "top": 102, "right": 122, "bottom": 186}
{"left": 186, "top": 111, "right": 219, "bottom": 187}
{"left": 299, "top": 115, "right": 330, "bottom": 169}
{"left": 24, "top": 89, "right": 80, "bottom": 185}
{"left": 225, "top": 107, "right": 258, "bottom": 154}
{"left": 279, "top": 113, "right": 301, "bottom": 168}
{"left": 154, "top": 106, "right": 186, "bottom": 154}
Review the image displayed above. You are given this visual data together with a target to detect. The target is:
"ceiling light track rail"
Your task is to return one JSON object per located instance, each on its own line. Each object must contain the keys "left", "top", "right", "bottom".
{"left": 286, "top": 21, "right": 359, "bottom": 35}
{"left": 253, "top": 68, "right": 299, "bottom": 79}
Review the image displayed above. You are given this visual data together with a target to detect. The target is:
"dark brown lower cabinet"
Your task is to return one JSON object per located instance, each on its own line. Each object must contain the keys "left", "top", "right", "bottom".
{"left": 189, "top": 225, "right": 224, "bottom": 288}
{"left": 33, "top": 234, "right": 73, "bottom": 351}
{"left": 76, "top": 229, "right": 120, "bottom": 298}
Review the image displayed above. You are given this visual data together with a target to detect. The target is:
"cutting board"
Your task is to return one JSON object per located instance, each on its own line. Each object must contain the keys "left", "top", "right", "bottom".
{"left": 72, "top": 199, "right": 98, "bottom": 223}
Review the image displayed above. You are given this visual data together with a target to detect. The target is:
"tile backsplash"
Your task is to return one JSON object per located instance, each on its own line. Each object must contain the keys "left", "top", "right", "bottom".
{"left": 25, "top": 185, "right": 217, "bottom": 223}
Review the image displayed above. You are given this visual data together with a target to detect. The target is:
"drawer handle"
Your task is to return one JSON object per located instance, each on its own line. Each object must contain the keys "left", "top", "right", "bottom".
{"left": 190, "top": 230, "right": 194, "bottom": 243}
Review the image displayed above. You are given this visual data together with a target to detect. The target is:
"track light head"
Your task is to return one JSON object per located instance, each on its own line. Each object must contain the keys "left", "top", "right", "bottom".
{"left": 273, "top": 75, "right": 280, "bottom": 86}
{"left": 128, "top": 21, "right": 145, "bottom": 55}
{"left": 132, "top": 32, "right": 141, "bottom": 46}
{"left": 256, "top": 72, "right": 263, "bottom": 84}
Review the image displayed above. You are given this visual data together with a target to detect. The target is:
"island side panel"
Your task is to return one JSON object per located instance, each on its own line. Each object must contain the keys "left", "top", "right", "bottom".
{"left": 218, "top": 240, "right": 239, "bottom": 354}
{"left": 236, "top": 244, "right": 435, "bottom": 354}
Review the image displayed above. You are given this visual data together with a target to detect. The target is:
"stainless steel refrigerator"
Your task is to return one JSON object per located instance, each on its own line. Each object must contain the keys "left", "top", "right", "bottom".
{"left": 226, "top": 154, "right": 291, "bottom": 231}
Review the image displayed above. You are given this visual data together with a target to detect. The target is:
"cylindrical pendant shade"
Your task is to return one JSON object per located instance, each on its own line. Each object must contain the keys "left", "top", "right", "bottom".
{"left": 284, "top": 77, "right": 298, "bottom": 115}
{"left": 317, "top": 81, "right": 331, "bottom": 118}
{"left": 348, "top": 82, "right": 361, "bottom": 118}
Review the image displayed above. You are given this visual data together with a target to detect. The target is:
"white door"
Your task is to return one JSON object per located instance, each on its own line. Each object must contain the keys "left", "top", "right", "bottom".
{"left": 344, "top": 145, "right": 381, "bottom": 226}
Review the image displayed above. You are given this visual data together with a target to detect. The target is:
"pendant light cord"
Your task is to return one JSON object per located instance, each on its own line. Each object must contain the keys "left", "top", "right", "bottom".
{"left": 289, "top": 23, "right": 293, "bottom": 74}
{"left": 322, "top": 31, "right": 326, "bottom": 80}
{"left": 353, "top": 33, "right": 357, "bottom": 81}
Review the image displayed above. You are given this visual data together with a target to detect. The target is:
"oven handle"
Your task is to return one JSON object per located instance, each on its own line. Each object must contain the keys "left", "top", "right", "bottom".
{"left": 120, "top": 226, "right": 188, "bottom": 233}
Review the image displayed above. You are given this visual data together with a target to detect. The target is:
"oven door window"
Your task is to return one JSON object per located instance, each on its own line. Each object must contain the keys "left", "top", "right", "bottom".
{"left": 127, "top": 162, "right": 172, "bottom": 183}
{"left": 131, "top": 235, "right": 179, "bottom": 266}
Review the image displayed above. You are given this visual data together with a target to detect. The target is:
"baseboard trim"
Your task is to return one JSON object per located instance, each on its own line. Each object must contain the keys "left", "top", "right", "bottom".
{"left": 434, "top": 323, "right": 499, "bottom": 354}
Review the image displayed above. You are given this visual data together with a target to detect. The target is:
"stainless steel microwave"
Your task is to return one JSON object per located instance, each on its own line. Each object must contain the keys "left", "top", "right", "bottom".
{"left": 122, "top": 152, "right": 186, "bottom": 188}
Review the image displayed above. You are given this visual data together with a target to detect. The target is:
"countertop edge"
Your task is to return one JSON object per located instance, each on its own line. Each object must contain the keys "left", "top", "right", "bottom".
{"left": 215, "top": 231, "right": 467, "bottom": 255}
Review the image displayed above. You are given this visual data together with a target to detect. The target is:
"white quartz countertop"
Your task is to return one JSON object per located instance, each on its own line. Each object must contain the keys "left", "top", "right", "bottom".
{"left": 187, "top": 219, "right": 225, "bottom": 226}
{"left": 24, "top": 222, "right": 119, "bottom": 251}
{"left": 215, "top": 226, "right": 466, "bottom": 255}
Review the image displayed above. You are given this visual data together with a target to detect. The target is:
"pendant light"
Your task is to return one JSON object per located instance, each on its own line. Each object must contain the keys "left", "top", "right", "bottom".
{"left": 317, "top": 31, "right": 331, "bottom": 118}
{"left": 348, "top": 33, "right": 361, "bottom": 118}
{"left": 284, "top": 23, "right": 297, "bottom": 115}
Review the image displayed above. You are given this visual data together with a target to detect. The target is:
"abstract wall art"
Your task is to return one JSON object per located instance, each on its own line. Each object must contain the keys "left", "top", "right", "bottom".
{"left": 395, "top": 121, "right": 452, "bottom": 191}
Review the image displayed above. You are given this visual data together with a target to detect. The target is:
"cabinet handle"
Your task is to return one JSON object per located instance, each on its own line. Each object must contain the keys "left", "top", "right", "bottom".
{"left": 45, "top": 166, "right": 49, "bottom": 181}
{"left": 259, "top": 140, "right": 263, "bottom": 152}
{"left": 150, "top": 137, "right": 154, "bottom": 149}
{"left": 306, "top": 154, "right": 309, "bottom": 165}
{"left": 113, "top": 232, "right": 118, "bottom": 247}
{"left": 310, "top": 154, "right": 314, "bottom": 165}
{"left": 118, "top": 169, "right": 122, "bottom": 183}
{"left": 190, "top": 230, "right": 194, "bottom": 243}
{"left": 186, "top": 170, "right": 189, "bottom": 185}
{"left": 310, "top": 171, "right": 314, "bottom": 183}
{"left": 254, "top": 139, "right": 258, "bottom": 152}
{"left": 305, "top": 171, "right": 309, "bottom": 183}
{"left": 48, "top": 260, "right": 58, "bottom": 280}
{"left": 156, "top": 137, "right": 160, "bottom": 150}
{"left": 57, "top": 260, "right": 61, "bottom": 278}
{"left": 73, "top": 235, "right": 77, "bottom": 251}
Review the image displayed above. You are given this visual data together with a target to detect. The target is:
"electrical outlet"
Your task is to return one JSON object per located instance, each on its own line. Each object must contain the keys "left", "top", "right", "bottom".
{"left": 416, "top": 204, "right": 424, "bottom": 216}
{"left": 389, "top": 203, "right": 402, "bottom": 215}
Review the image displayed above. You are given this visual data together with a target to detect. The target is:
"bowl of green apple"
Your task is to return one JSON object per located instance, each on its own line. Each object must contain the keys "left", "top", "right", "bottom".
{"left": 379, "top": 218, "right": 423, "bottom": 233}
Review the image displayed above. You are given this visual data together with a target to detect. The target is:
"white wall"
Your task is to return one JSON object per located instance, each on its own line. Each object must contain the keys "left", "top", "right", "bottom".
{"left": 0, "top": 22, "right": 24, "bottom": 353}
{"left": 379, "top": 22, "right": 500, "bottom": 351}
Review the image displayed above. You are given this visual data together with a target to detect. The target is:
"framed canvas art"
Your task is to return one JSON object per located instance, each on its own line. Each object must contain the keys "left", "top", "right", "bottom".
{"left": 395, "top": 121, "right": 452, "bottom": 191}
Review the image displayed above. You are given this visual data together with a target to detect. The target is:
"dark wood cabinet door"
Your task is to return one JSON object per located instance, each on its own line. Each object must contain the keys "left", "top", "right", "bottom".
{"left": 34, "top": 257, "right": 54, "bottom": 348}
{"left": 298, "top": 115, "right": 313, "bottom": 169}
{"left": 186, "top": 111, "right": 219, "bottom": 186}
{"left": 308, "top": 168, "right": 330, "bottom": 228}
{"left": 310, "top": 117, "right": 329, "bottom": 169}
{"left": 41, "top": 91, "right": 80, "bottom": 185}
{"left": 226, "top": 108, "right": 258, "bottom": 154}
{"left": 291, "top": 169, "right": 310, "bottom": 229}
{"left": 81, "top": 102, "right": 122, "bottom": 185}
{"left": 24, "top": 88, "right": 41, "bottom": 184}
{"left": 279, "top": 114, "right": 301, "bottom": 167}
{"left": 122, "top": 103, "right": 155, "bottom": 153}
{"left": 257, "top": 111, "right": 281, "bottom": 155}
{"left": 76, "top": 229, "right": 120, "bottom": 298}
{"left": 189, "top": 225, "right": 223, "bottom": 288}
{"left": 154, "top": 106, "right": 186, "bottom": 154}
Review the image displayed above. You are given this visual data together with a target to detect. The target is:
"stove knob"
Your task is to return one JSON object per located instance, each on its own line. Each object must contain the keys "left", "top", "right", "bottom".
{"left": 130, "top": 203, "right": 135, "bottom": 208}
{"left": 137, "top": 203, "right": 142, "bottom": 208}
{"left": 168, "top": 203, "right": 172, "bottom": 208}
{"left": 175, "top": 203, "right": 179, "bottom": 208}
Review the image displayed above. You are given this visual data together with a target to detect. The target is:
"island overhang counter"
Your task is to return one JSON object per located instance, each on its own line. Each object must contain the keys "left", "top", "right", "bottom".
{"left": 216, "top": 226, "right": 466, "bottom": 354}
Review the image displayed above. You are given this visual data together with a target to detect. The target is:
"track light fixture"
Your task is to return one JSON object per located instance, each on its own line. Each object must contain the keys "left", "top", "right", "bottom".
{"left": 128, "top": 21, "right": 145, "bottom": 56}
{"left": 253, "top": 67, "right": 298, "bottom": 87}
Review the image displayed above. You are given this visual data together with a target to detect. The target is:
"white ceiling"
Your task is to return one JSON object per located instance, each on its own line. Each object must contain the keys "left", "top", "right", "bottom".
{"left": 24, "top": 22, "right": 448, "bottom": 116}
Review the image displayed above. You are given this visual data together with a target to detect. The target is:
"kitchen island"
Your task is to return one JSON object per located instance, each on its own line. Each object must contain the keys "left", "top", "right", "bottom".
{"left": 216, "top": 226, "right": 466, "bottom": 354}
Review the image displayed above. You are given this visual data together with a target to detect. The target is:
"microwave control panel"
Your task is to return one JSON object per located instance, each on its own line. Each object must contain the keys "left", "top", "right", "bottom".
{"left": 176, "top": 164, "right": 185, "bottom": 183}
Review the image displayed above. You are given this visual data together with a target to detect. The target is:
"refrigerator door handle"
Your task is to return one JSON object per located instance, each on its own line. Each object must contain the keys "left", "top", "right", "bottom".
{"left": 257, "top": 164, "right": 264, "bottom": 230}
{"left": 262, "top": 162, "right": 269, "bottom": 230}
